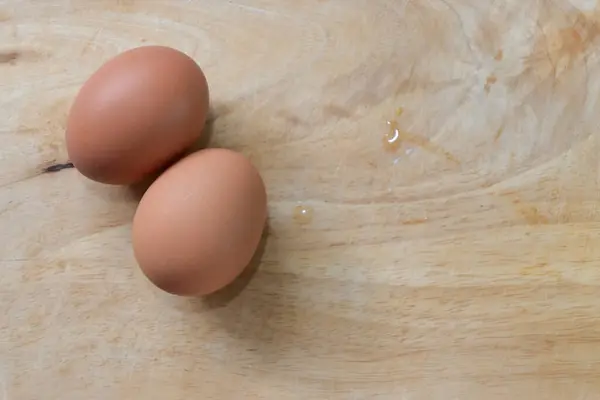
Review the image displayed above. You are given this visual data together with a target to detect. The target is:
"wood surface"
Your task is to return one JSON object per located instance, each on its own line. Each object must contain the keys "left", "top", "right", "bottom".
{"left": 2, "top": 0, "right": 600, "bottom": 399}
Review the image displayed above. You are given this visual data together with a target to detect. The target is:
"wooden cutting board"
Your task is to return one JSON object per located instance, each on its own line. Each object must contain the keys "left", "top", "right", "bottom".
{"left": 2, "top": 1, "right": 600, "bottom": 399}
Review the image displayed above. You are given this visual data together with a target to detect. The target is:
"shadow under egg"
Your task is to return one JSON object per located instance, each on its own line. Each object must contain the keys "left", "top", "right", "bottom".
{"left": 202, "top": 223, "right": 270, "bottom": 308}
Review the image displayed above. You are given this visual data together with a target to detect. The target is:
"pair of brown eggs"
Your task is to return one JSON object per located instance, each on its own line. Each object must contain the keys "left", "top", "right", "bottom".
{"left": 66, "top": 46, "right": 267, "bottom": 296}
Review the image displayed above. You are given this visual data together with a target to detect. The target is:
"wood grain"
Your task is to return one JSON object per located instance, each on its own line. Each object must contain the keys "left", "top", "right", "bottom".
{"left": 2, "top": 0, "right": 600, "bottom": 399}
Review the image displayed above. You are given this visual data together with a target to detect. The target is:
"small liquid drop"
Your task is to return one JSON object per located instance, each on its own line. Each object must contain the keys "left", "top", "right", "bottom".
{"left": 293, "top": 204, "right": 314, "bottom": 225}
{"left": 383, "top": 118, "right": 460, "bottom": 164}
{"left": 396, "top": 107, "right": 404, "bottom": 117}
{"left": 383, "top": 120, "right": 402, "bottom": 152}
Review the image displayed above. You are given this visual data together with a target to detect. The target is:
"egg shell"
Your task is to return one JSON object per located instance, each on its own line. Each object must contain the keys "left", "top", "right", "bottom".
{"left": 132, "top": 148, "right": 267, "bottom": 296}
{"left": 66, "top": 45, "right": 209, "bottom": 185}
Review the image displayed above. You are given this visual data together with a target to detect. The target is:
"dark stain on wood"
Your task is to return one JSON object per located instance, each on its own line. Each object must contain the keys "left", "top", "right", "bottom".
{"left": 0, "top": 51, "right": 19, "bottom": 64}
{"left": 0, "top": 49, "right": 46, "bottom": 65}
{"left": 43, "top": 162, "right": 74, "bottom": 174}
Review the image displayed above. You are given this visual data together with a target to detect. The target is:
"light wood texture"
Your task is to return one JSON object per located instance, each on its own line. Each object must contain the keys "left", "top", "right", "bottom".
{"left": 2, "top": 1, "right": 600, "bottom": 399}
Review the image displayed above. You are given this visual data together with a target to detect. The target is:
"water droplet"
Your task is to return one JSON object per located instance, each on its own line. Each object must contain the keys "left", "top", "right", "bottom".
{"left": 383, "top": 120, "right": 402, "bottom": 152}
{"left": 293, "top": 204, "right": 313, "bottom": 225}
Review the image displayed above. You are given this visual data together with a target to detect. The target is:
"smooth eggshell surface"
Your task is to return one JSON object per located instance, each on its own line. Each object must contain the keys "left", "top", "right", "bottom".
{"left": 66, "top": 45, "right": 209, "bottom": 184}
{"left": 132, "top": 148, "right": 268, "bottom": 296}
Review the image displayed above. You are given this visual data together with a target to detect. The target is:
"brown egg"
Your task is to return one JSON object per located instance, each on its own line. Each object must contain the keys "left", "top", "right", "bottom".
{"left": 66, "top": 45, "right": 209, "bottom": 185}
{"left": 132, "top": 148, "right": 267, "bottom": 296}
